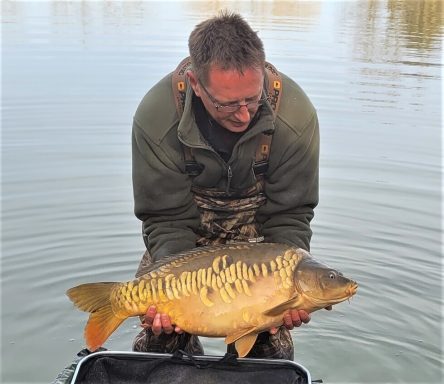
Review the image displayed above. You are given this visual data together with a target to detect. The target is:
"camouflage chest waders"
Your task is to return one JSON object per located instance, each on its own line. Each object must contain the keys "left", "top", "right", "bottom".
{"left": 193, "top": 181, "right": 265, "bottom": 246}
{"left": 133, "top": 58, "right": 294, "bottom": 360}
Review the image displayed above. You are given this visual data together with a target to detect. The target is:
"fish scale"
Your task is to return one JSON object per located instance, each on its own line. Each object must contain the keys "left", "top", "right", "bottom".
{"left": 67, "top": 242, "right": 357, "bottom": 357}
{"left": 119, "top": 251, "right": 296, "bottom": 311}
{"left": 127, "top": 259, "right": 267, "bottom": 308}
{"left": 111, "top": 249, "right": 293, "bottom": 316}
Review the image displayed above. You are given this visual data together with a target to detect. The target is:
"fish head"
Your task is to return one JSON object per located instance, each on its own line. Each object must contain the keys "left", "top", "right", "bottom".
{"left": 294, "top": 254, "right": 358, "bottom": 311}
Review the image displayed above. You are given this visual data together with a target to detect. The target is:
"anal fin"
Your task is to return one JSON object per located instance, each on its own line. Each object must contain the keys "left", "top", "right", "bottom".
{"left": 235, "top": 333, "right": 259, "bottom": 358}
{"left": 225, "top": 327, "right": 256, "bottom": 345}
{"left": 225, "top": 327, "right": 260, "bottom": 358}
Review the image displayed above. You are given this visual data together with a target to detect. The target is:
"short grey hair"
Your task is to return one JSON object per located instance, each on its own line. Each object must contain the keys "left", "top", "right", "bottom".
{"left": 188, "top": 10, "right": 266, "bottom": 85}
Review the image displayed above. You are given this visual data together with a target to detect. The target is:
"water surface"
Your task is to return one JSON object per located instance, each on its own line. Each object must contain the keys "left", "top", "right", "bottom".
{"left": 2, "top": 1, "right": 442, "bottom": 383}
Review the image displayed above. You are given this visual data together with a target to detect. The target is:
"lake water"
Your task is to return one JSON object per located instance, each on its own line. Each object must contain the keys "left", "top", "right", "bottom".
{"left": 1, "top": 1, "right": 442, "bottom": 383}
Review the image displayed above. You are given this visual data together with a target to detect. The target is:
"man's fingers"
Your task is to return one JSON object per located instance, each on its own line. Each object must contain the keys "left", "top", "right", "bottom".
{"left": 286, "top": 309, "right": 311, "bottom": 328}
{"left": 144, "top": 306, "right": 157, "bottom": 326}
{"left": 151, "top": 313, "right": 162, "bottom": 336}
{"left": 269, "top": 327, "right": 279, "bottom": 335}
{"left": 271, "top": 308, "right": 314, "bottom": 333}
{"left": 283, "top": 312, "right": 295, "bottom": 329}
{"left": 298, "top": 310, "right": 311, "bottom": 324}
{"left": 143, "top": 307, "right": 181, "bottom": 335}
{"left": 160, "top": 314, "right": 174, "bottom": 335}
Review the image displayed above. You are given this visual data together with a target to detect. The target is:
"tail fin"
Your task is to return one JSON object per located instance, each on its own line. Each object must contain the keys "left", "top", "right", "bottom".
{"left": 67, "top": 282, "right": 125, "bottom": 351}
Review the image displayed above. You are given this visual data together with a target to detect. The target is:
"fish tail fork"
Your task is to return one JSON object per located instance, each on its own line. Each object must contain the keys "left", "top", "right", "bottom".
{"left": 66, "top": 282, "right": 124, "bottom": 351}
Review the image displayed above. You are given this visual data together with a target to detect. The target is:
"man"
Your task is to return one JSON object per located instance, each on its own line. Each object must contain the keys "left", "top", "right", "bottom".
{"left": 131, "top": 11, "right": 322, "bottom": 359}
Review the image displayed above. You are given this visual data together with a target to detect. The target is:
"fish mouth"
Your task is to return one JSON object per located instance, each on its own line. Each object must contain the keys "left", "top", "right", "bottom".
{"left": 345, "top": 281, "right": 358, "bottom": 297}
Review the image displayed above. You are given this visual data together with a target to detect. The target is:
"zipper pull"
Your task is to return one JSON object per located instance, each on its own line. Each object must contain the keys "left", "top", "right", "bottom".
{"left": 226, "top": 166, "right": 233, "bottom": 194}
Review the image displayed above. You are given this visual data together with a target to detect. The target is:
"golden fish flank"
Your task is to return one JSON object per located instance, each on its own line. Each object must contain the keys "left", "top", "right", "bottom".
{"left": 67, "top": 242, "right": 358, "bottom": 357}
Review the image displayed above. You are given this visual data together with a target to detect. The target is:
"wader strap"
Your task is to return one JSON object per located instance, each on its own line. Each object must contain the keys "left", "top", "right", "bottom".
{"left": 172, "top": 57, "right": 192, "bottom": 118}
{"left": 172, "top": 57, "right": 196, "bottom": 176}
{"left": 253, "top": 130, "right": 273, "bottom": 176}
{"left": 254, "top": 63, "right": 281, "bottom": 176}
{"left": 172, "top": 57, "right": 282, "bottom": 178}
{"left": 264, "top": 62, "right": 283, "bottom": 116}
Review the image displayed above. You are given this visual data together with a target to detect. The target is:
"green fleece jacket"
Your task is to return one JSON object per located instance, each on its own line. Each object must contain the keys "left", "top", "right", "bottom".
{"left": 132, "top": 69, "right": 319, "bottom": 262}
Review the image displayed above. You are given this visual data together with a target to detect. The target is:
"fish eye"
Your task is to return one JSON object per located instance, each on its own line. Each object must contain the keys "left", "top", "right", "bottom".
{"left": 328, "top": 272, "right": 337, "bottom": 279}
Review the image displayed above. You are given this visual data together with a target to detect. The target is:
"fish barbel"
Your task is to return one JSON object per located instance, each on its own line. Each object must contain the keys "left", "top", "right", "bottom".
{"left": 67, "top": 242, "right": 358, "bottom": 357}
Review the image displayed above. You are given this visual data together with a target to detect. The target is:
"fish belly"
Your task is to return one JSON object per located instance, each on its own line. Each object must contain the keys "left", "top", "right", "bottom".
{"left": 155, "top": 275, "right": 293, "bottom": 337}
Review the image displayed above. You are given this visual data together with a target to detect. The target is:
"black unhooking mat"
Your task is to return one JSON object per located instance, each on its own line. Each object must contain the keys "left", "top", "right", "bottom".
{"left": 55, "top": 349, "right": 315, "bottom": 384}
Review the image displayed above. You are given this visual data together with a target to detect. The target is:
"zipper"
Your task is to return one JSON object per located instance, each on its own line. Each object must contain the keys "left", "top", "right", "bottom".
{"left": 179, "top": 132, "right": 234, "bottom": 191}
{"left": 226, "top": 165, "right": 233, "bottom": 194}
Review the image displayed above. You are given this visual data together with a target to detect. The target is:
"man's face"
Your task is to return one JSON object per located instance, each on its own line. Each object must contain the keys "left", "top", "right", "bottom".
{"left": 189, "top": 65, "right": 265, "bottom": 133}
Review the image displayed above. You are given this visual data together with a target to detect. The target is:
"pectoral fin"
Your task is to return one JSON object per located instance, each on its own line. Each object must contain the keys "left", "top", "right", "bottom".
{"left": 235, "top": 333, "right": 259, "bottom": 358}
{"left": 262, "top": 295, "right": 304, "bottom": 317}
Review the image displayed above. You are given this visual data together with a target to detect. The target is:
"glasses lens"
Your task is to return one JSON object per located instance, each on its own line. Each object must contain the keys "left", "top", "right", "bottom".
{"left": 219, "top": 99, "right": 265, "bottom": 113}
{"left": 220, "top": 105, "right": 242, "bottom": 113}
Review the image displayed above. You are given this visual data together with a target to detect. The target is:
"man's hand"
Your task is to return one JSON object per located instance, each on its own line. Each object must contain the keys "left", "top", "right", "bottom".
{"left": 269, "top": 306, "right": 333, "bottom": 335}
{"left": 141, "top": 306, "right": 183, "bottom": 336}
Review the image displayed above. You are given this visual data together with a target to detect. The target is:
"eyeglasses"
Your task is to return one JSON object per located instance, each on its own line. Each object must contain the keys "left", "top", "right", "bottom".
{"left": 198, "top": 80, "right": 268, "bottom": 113}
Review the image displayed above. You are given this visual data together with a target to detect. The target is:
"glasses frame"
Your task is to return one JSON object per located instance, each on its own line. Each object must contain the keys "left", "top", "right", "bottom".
{"left": 198, "top": 80, "right": 268, "bottom": 113}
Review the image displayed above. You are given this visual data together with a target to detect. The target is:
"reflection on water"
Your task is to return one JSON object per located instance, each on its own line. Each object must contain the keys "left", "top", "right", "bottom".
{"left": 1, "top": 1, "right": 442, "bottom": 383}
{"left": 388, "top": 0, "right": 442, "bottom": 50}
{"left": 350, "top": 1, "right": 442, "bottom": 60}
{"left": 183, "top": 0, "right": 323, "bottom": 25}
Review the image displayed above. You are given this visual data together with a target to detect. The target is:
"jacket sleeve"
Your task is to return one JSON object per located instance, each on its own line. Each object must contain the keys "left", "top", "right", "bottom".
{"left": 257, "top": 107, "right": 319, "bottom": 252}
{"left": 132, "top": 108, "right": 200, "bottom": 262}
